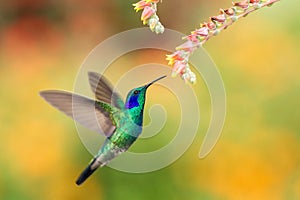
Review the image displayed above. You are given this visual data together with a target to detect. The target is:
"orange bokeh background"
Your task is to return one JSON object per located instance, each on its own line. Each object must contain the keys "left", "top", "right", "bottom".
{"left": 0, "top": 1, "right": 299, "bottom": 199}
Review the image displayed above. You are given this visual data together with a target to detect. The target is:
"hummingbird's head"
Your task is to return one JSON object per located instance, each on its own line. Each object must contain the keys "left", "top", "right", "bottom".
{"left": 125, "top": 75, "right": 166, "bottom": 110}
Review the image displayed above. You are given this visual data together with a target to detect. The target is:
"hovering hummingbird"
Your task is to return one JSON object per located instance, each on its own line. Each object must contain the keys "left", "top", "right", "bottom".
{"left": 39, "top": 72, "right": 166, "bottom": 185}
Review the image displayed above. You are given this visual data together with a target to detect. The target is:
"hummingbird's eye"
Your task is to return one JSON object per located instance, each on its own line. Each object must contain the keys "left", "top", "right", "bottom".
{"left": 133, "top": 90, "right": 139, "bottom": 95}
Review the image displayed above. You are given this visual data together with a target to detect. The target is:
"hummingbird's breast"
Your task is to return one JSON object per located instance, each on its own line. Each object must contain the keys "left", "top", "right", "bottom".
{"left": 97, "top": 119, "right": 142, "bottom": 165}
{"left": 97, "top": 109, "right": 143, "bottom": 165}
{"left": 110, "top": 113, "right": 143, "bottom": 149}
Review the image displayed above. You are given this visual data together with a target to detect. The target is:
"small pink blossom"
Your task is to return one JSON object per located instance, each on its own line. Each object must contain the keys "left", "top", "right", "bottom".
{"left": 141, "top": 6, "right": 155, "bottom": 24}
{"left": 166, "top": 51, "right": 184, "bottom": 65}
{"left": 133, "top": 0, "right": 164, "bottom": 34}
{"left": 250, "top": 0, "right": 260, "bottom": 3}
{"left": 233, "top": 1, "right": 249, "bottom": 9}
{"left": 166, "top": 0, "right": 280, "bottom": 84}
{"left": 186, "top": 34, "right": 199, "bottom": 43}
{"left": 211, "top": 14, "right": 226, "bottom": 23}
{"left": 176, "top": 40, "right": 199, "bottom": 52}
{"left": 224, "top": 8, "right": 235, "bottom": 16}
{"left": 172, "top": 61, "right": 186, "bottom": 76}
{"left": 206, "top": 22, "right": 217, "bottom": 30}
{"left": 192, "top": 27, "right": 209, "bottom": 37}
{"left": 133, "top": 0, "right": 151, "bottom": 12}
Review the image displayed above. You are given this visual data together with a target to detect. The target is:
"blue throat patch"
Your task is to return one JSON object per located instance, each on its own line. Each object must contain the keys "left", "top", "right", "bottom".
{"left": 126, "top": 95, "right": 140, "bottom": 109}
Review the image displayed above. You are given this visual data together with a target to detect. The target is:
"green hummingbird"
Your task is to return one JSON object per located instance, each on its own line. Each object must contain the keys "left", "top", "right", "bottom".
{"left": 39, "top": 72, "right": 166, "bottom": 185}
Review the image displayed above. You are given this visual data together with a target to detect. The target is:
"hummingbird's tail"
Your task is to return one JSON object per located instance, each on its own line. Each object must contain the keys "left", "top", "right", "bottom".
{"left": 75, "top": 157, "right": 102, "bottom": 186}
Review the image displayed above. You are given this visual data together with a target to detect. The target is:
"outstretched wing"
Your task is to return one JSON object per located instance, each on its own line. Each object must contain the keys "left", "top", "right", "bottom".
{"left": 88, "top": 72, "right": 125, "bottom": 109}
{"left": 40, "top": 90, "right": 116, "bottom": 137}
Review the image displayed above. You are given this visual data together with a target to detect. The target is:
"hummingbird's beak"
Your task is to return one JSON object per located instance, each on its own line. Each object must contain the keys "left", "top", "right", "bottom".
{"left": 145, "top": 75, "right": 167, "bottom": 89}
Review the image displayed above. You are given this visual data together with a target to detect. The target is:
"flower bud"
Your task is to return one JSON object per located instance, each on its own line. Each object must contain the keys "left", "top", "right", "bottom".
{"left": 141, "top": 6, "right": 155, "bottom": 24}
{"left": 133, "top": 1, "right": 151, "bottom": 12}
{"left": 224, "top": 8, "right": 235, "bottom": 16}
{"left": 211, "top": 14, "right": 226, "bottom": 23}
{"left": 233, "top": 1, "right": 249, "bottom": 9}
{"left": 154, "top": 22, "right": 165, "bottom": 34}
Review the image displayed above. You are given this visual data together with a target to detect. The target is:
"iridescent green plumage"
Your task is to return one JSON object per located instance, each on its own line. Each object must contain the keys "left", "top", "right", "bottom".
{"left": 39, "top": 72, "right": 166, "bottom": 185}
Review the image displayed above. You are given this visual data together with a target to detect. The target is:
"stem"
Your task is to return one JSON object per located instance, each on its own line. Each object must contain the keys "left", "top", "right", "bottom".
{"left": 166, "top": 0, "right": 281, "bottom": 84}
{"left": 201, "top": 0, "right": 280, "bottom": 45}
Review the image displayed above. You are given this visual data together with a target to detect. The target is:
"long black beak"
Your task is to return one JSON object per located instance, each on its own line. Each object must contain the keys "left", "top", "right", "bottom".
{"left": 145, "top": 75, "right": 167, "bottom": 88}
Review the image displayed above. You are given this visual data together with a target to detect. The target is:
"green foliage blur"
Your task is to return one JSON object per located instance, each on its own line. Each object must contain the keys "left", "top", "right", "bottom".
{"left": 0, "top": 0, "right": 300, "bottom": 199}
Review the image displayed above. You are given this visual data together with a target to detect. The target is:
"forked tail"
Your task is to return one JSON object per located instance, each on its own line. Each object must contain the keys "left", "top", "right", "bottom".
{"left": 75, "top": 157, "right": 102, "bottom": 186}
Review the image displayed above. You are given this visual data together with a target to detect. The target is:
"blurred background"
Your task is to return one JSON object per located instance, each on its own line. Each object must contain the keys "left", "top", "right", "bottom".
{"left": 0, "top": 0, "right": 300, "bottom": 199}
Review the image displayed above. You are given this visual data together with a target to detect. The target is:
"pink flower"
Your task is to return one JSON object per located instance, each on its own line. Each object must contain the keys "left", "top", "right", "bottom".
{"left": 192, "top": 27, "right": 209, "bottom": 37}
{"left": 186, "top": 34, "right": 199, "bottom": 43}
{"left": 172, "top": 61, "right": 186, "bottom": 76}
{"left": 176, "top": 40, "right": 199, "bottom": 52}
{"left": 166, "top": 0, "right": 280, "bottom": 84}
{"left": 133, "top": 0, "right": 164, "bottom": 34}
{"left": 233, "top": 1, "right": 249, "bottom": 9}
{"left": 166, "top": 51, "right": 184, "bottom": 65}
{"left": 224, "top": 8, "right": 235, "bottom": 16}
{"left": 141, "top": 6, "right": 155, "bottom": 24}
{"left": 133, "top": 0, "right": 151, "bottom": 12}
{"left": 210, "top": 14, "right": 226, "bottom": 23}
{"left": 204, "top": 22, "right": 216, "bottom": 30}
{"left": 250, "top": 0, "right": 260, "bottom": 3}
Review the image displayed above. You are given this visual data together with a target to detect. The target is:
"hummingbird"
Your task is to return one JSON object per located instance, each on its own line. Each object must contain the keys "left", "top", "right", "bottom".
{"left": 39, "top": 72, "right": 166, "bottom": 186}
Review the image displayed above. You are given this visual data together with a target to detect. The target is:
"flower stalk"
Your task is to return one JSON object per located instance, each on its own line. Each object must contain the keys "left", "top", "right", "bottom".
{"left": 133, "top": 0, "right": 165, "bottom": 34}
{"left": 166, "top": 0, "right": 280, "bottom": 84}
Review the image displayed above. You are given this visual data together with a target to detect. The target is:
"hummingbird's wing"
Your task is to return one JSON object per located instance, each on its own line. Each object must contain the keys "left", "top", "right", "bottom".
{"left": 40, "top": 90, "right": 116, "bottom": 137}
{"left": 88, "top": 72, "right": 125, "bottom": 109}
